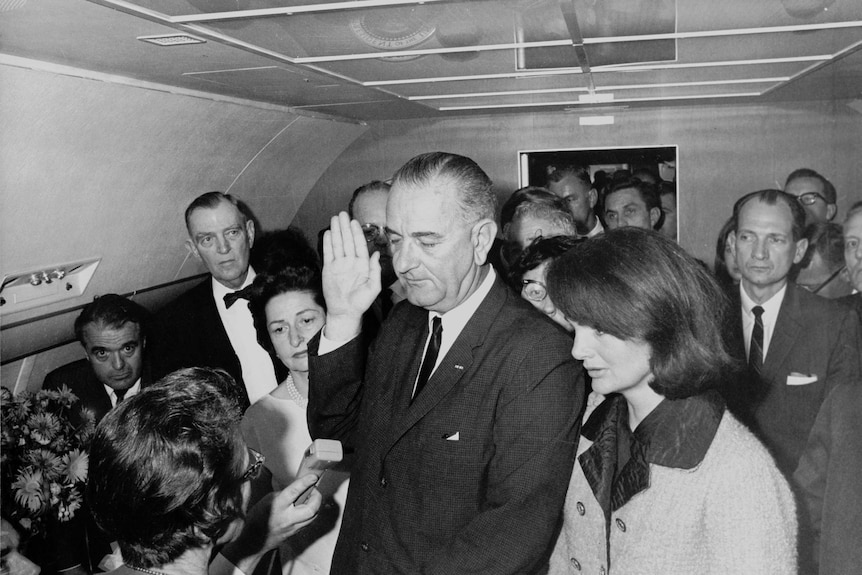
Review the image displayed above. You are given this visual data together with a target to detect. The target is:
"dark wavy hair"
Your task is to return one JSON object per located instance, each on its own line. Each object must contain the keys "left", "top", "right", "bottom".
{"left": 87, "top": 368, "right": 247, "bottom": 567}
{"left": 74, "top": 294, "right": 149, "bottom": 344}
{"left": 249, "top": 264, "right": 325, "bottom": 357}
{"left": 547, "top": 227, "right": 737, "bottom": 399}
{"left": 508, "top": 235, "right": 584, "bottom": 289}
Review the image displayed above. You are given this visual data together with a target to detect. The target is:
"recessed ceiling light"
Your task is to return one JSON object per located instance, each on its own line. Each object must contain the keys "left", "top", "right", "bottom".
{"left": 138, "top": 34, "right": 206, "bottom": 47}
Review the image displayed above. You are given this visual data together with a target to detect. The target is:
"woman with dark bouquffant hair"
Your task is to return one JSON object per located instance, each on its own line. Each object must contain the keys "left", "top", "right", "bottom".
{"left": 86, "top": 367, "right": 321, "bottom": 575}
{"left": 545, "top": 228, "right": 796, "bottom": 574}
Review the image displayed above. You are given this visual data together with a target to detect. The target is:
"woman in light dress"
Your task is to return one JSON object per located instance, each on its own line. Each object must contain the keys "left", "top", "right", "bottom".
{"left": 242, "top": 251, "right": 349, "bottom": 575}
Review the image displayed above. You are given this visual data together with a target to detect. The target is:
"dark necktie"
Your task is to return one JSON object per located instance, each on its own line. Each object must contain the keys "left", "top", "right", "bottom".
{"left": 748, "top": 305, "right": 764, "bottom": 374}
{"left": 224, "top": 285, "right": 254, "bottom": 309}
{"left": 380, "top": 288, "right": 394, "bottom": 319}
{"left": 413, "top": 316, "right": 443, "bottom": 401}
{"left": 114, "top": 389, "right": 127, "bottom": 405}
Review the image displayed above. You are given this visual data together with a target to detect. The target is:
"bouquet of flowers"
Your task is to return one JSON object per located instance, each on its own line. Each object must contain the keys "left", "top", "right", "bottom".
{"left": 0, "top": 386, "right": 96, "bottom": 537}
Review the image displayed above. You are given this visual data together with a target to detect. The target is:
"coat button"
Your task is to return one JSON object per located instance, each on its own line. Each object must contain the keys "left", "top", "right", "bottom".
{"left": 380, "top": 476, "right": 387, "bottom": 488}
{"left": 361, "top": 542, "right": 370, "bottom": 552}
{"left": 616, "top": 518, "right": 626, "bottom": 532}
{"left": 576, "top": 502, "right": 585, "bottom": 516}
{"left": 569, "top": 557, "right": 581, "bottom": 570}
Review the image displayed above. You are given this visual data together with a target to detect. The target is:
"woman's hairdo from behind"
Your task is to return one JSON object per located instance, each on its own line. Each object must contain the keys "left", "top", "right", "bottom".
{"left": 87, "top": 367, "right": 247, "bottom": 567}
{"left": 547, "top": 228, "right": 738, "bottom": 399}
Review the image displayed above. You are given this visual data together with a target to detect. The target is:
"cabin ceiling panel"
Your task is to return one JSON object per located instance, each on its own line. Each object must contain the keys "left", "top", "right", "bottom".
{"left": 1, "top": 0, "right": 860, "bottom": 120}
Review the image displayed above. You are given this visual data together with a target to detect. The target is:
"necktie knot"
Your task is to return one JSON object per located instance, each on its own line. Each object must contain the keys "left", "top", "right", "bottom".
{"left": 752, "top": 305, "right": 764, "bottom": 318}
{"left": 224, "top": 285, "right": 254, "bottom": 309}
{"left": 114, "top": 389, "right": 127, "bottom": 404}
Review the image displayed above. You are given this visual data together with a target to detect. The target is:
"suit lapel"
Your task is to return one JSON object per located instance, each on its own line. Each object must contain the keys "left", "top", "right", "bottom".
{"left": 86, "top": 368, "right": 114, "bottom": 423}
{"left": 763, "top": 284, "right": 802, "bottom": 381}
{"left": 383, "top": 278, "right": 507, "bottom": 456}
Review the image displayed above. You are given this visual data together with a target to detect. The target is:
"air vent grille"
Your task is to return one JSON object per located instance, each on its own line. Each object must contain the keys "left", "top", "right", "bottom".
{"left": 138, "top": 34, "right": 206, "bottom": 47}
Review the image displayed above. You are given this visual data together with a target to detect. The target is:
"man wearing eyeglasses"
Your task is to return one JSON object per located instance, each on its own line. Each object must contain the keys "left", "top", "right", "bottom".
{"left": 785, "top": 168, "right": 838, "bottom": 225}
{"left": 348, "top": 180, "right": 405, "bottom": 334}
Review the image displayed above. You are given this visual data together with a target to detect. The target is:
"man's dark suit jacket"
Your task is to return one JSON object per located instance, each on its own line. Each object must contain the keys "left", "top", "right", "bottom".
{"left": 149, "top": 278, "right": 284, "bottom": 410}
{"left": 308, "top": 276, "right": 584, "bottom": 575}
{"left": 42, "top": 358, "right": 152, "bottom": 572}
{"left": 723, "top": 283, "right": 862, "bottom": 475}
{"left": 836, "top": 292, "right": 862, "bottom": 326}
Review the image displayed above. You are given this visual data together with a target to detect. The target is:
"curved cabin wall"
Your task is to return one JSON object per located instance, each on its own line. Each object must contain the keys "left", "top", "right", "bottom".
{"left": 0, "top": 62, "right": 367, "bottom": 390}
{"left": 294, "top": 101, "right": 862, "bottom": 265}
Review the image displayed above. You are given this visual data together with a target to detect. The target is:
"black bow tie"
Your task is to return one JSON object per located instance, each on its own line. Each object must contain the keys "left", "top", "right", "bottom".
{"left": 224, "top": 285, "right": 254, "bottom": 309}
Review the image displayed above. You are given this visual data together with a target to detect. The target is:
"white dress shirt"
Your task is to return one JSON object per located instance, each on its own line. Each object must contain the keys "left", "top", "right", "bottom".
{"left": 740, "top": 282, "right": 786, "bottom": 362}
{"left": 213, "top": 268, "right": 277, "bottom": 405}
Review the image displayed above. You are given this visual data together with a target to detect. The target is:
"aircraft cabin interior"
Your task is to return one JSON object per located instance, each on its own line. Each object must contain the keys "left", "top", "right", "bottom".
{"left": 1, "top": 0, "right": 861, "bottom": 391}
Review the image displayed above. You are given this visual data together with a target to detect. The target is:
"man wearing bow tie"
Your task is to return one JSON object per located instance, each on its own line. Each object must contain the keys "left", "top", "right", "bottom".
{"left": 150, "top": 192, "right": 280, "bottom": 409}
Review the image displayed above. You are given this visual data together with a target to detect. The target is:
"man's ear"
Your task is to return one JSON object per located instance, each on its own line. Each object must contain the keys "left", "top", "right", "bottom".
{"left": 472, "top": 219, "right": 498, "bottom": 265}
{"left": 588, "top": 188, "right": 598, "bottom": 209}
{"left": 649, "top": 207, "right": 661, "bottom": 229}
{"left": 246, "top": 219, "right": 256, "bottom": 248}
{"left": 793, "top": 238, "right": 809, "bottom": 265}
{"left": 826, "top": 204, "right": 837, "bottom": 222}
{"left": 728, "top": 233, "right": 737, "bottom": 258}
{"left": 186, "top": 238, "right": 200, "bottom": 260}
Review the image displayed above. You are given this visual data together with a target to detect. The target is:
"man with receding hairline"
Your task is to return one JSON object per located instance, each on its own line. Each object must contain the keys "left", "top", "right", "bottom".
{"left": 309, "top": 152, "right": 583, "bottom": 575}
{"left": 723, "top": 189, "right": 861, "bottom": 475}
{"left": 150, "top": 191, "right": 282, "bottom": 409}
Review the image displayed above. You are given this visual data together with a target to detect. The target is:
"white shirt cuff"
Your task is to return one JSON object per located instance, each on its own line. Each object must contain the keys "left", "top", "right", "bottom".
{"left": 318, "top": 328, "right": 355, "bottom": 355}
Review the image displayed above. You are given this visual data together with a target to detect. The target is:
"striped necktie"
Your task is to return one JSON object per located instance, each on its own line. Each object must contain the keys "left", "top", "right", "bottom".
{"left": 748, "top": 305, "right": 765, "bottom": 374}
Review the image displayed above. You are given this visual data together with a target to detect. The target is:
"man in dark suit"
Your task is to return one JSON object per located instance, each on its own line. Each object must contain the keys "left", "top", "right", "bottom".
{"left": 348, "top": 180, "right": 405, "bottom": 339}
{"left": 837, "top": 201, "right": 862, "bottom": 322}
{"left": 42, "top": 293, "right": 150, "bottom": 574}
{"left": 150, "top": 192, "right": 281, "bottom": 409}
{"left": 43, "top": 293, "right": 150, "bottom": 422}
{"left": 309, "top": 152, "right": 584, "bottom": 574}
{"left": 724, "top": 189, "right": 861, "bottom": 475}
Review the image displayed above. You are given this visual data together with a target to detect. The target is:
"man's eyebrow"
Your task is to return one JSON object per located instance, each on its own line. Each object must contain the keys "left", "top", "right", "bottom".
{"left": 411, "top": 231, "right": 444, "bottom": 240}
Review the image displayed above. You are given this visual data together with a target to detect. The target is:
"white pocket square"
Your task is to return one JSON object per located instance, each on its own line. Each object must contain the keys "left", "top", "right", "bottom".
{"left": 444, "top": 432, "right": 460, "bottom": 441}
{"left": 786, "top": 373, "right": 818, "bottom": 386}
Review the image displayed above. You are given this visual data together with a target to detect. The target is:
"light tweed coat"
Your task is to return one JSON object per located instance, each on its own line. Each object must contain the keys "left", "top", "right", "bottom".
{"left": 549, "top": 411, "right": 797, "bottom": 575}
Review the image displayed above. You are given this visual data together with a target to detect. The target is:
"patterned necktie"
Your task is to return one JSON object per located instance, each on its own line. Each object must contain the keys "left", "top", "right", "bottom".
{"left": 413, "top": 316, "right": 443, "bottom": 401}
{"left": 224, "top": 285, "right": 254, "bottom": 309}
{"left": 748, "top": 305, "right": 765, "bottom": 374}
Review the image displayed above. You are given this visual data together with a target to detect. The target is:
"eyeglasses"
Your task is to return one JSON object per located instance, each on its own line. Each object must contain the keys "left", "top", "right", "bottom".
{"left": 796, "top": 192, "right": 828, "bottom": 206}
{"left": 521, "top": 279, "right": 548, "bottom": 302}
{"left": 361, "top": 223, "right": 386, "bottom": 244}
{"left": 242, "top": 448, "right": 266, "bottom": 482}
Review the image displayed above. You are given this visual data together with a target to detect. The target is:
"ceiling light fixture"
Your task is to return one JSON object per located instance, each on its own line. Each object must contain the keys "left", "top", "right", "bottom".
{"left": 438, "top": 91, "right": 762, "bottom": 111}
{"left": 406, "top": 77, "right": 791, "bottom": 101}
{"left": 365, "top": 56, "right": 830, "bottom": 86}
